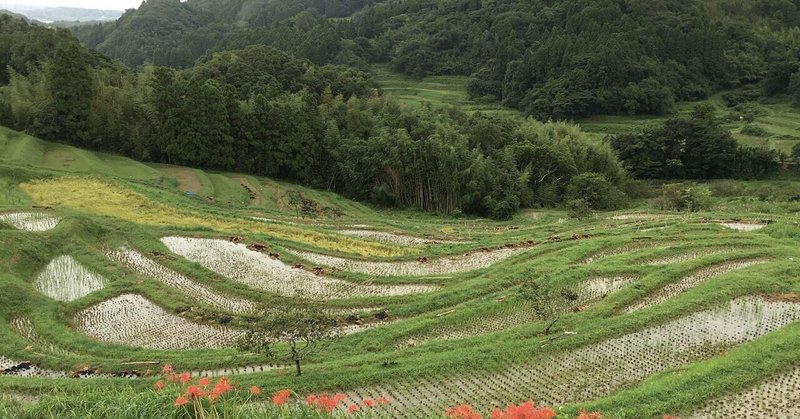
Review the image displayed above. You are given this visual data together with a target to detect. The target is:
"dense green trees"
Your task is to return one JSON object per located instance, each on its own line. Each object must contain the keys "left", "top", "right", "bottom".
{"left": 67, "top": 0, "right": 800, "bottom": 120}
{"left": 46, "top": 41, "right": 93, "bottom": 146}
{"left": 1, "top": 18, "right": 631, "bottom": 219}
{"left": 611, "top": 106, "right": 783, "bottom": 180}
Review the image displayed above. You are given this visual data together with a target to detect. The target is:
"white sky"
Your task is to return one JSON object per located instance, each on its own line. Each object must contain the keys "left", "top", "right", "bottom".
{"left": 1, "top": 0, "right": 141, "bottom": 11}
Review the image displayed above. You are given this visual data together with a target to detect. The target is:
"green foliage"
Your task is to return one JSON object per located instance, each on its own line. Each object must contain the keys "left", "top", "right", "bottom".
{"left": 740, "top": 123, "right": 769, "bottom": 137}
{"left": 565, "top": 173, "right": 627, "bottom": 211}
{"left": 0, "top": 14, "right": 634, "bottom": 219}
{"left": 657, "top": 182, "right": 713, "bottom": 212}
{"left": 612, "top": 106, "right": 782, "bottom": 180}
{"left": 238, "top": 306, "right": 339, "bottom": 376}
{"left": 566, "top": 198, "right": 591, "bottom": 219}
{"left": 59, "top": 0, "right": 800, "bottom": 121}
{"left": 518, "top": 276, "right": 579, "bottom": 334}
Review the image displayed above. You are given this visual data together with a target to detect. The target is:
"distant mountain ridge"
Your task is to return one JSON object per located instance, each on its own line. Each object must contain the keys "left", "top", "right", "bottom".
{"left": 3, "top": 5, "right": 122, "bottom": 22}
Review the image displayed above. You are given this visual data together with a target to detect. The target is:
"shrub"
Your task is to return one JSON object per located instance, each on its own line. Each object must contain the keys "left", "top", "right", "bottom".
{"left": 740, "top": 123, "right": 768, "bottom": 137}
{"left": 709, "top": 180, "right": 745, "bottom": 197}
{"left": 721, "top": 86, "right": 761, "bottom": 107}
{"left": 623, "top": 179, "right": 659, "bottom": 199}
{"left": 566, "top": 198, "right": 592, "bottom": 219}
{"left": 657, "top": 182, "right": 713, "bottom": 212}
{"left": 566, "top": 173, "right": 628, "bottom": 211}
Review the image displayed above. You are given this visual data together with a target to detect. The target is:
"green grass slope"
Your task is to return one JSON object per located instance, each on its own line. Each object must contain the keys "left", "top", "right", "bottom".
{"left": 0, "top": 127, "right": 799, "bottom": 418}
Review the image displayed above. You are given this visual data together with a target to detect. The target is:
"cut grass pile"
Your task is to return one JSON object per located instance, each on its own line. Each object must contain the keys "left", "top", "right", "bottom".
{"left": 33, "top": 255, "right": 106, "bottom": 302}
{"left": 74, "top": 294, "right": 243, "bottom": 350}
{"left": 0, "top": 212, "right": 61, "bottom": 232}
{"left": 18, "top": 177, "right": 403, "bottom": 257}
{"left": 161, "top": 237, "right": 440, "bottom": 299}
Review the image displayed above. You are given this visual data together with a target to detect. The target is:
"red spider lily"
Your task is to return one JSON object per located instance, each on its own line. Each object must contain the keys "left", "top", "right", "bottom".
{"left": 174, "top": 396, "right": 188, "bottom": 407}
{"left": 250, "top": 386, "right": 261, "bottom": 395}
{"left": 490, "top": 400, "right": 555, "bottom": 419}
{"left": 306, "top": 393, "right": 347, "bottom": 412}
{"left": 209, "top": 377, "right": 233, "bottom": 401}
{"left": 272, "top": 389, "right": 291, "bottom": 405}
{"left": 577, "top": 410, "right": 603, "bottom": 419}
{"left": 347, "top": 404, "right": 360, "bottom": 414}
{"left": 305, "top": 394, "right": 317, "bottom": 405}
{"left": 166, "top": 373, "right": 177, "bottom": 383}
{"left": 663, "top": 416, "right": 681, "bottom": 419}
{"left": 446, "top": 404, "right": 481, "bottom": 419}
{"left": 361, "top": 399, "right": 375, "bottom": 408}
{"left": 198, "top": 377, "right": 210, "bottom": 387}
{"left": 161, "top": 364, "right": 174, "bottom": 375}
{"left": 375, "top": 397, "right": 390, "bottom": 405}
{"left": 153, "top": 380, "right": 164, "bottom": 391}
{"left": 185, "top": 385, "right": 205, "bottom": 399}
{"left": 178, "top": 372, "right": 191, "bottom": 384}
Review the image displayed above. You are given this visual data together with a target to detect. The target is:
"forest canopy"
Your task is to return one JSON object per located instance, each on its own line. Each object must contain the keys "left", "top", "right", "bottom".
{"left": 1, "top": 14, "right": 629, "bottom": 219}
{"left": 69, "top": 0, "right": 800, "bottom": 120}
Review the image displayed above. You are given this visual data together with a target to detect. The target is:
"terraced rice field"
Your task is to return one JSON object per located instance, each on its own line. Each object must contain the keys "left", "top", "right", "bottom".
{"left": 580, "top": 240, "right": 675, "bottom": 264}
{"left": 1, "top": 133, "right": 799, "bottom": 418}
{"left": 642, "top": 247, "right": 740, "bottom": 265}
{"left": 347, "top": 297, "right": 800, "bottom": 417}
{"left": 161, "top": 237, "right": 439, "bottom": 298}
{"left": 400, "top": 276, "right": 638, "bottom": 347}
{"left": 0, "top": 212, "right": 61, "bottom": 231}
{"left": 10, "top": 317, "right": 70, "bottom": 355}
{"left": 106, "top": 247, "right": 257, "bottom": 313}
{"left": 625, "top": 258, "right": 771, "bottom": 312}
{"left": 74, "top": 294, "right": 243, "bottom": 349}
{"left": 33, "top": 255, "right": 106, "bottom": 302}
{"left": 337, "top": 230, "right": 451, "bottom": 245}
{"left": 720, "top": 222, "right": 769, "bottom": 232}
{"left": 286, "top": 246, "right": 529, "bottom": 277}
{"left": 691, "top": 366, "right": 800, "bottom": 418}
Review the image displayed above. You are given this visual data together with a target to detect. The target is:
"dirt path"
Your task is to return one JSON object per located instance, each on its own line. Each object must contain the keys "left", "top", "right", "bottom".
{"left": 163, "top": 167, "right": 203, "bottom": 194}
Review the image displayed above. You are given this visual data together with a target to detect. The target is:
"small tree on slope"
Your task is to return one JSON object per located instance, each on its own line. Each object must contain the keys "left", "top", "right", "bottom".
{"left": 238, "top": 306, "right": 339, "bottom": 376}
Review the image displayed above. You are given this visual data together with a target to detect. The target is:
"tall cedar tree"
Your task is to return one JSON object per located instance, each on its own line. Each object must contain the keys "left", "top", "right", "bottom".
{"left": 48, "top": 40, "right": 92, "bottom": 146}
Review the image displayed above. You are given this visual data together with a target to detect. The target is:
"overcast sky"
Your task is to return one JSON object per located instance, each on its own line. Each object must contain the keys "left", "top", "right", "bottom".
{"left": 1, "top": 0, "right": 141, "bottom": 11}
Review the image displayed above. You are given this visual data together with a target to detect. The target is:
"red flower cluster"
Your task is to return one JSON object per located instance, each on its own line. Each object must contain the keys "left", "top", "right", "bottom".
{"left": 305, "top": 392, "right": 348, "bottom": 412}
{"left": 490, "top": 401, "right": 556, "bottom": 419}
{"left": 446, "top": 404, "right": 482, "bottom": 419}
{"left": 272, "top": 389, "right": 292, "bottom": 405}
{"left": 446, "top": 402, "right": 602, "bottom": 419}
{"left": 209, "top": 377, "right": 234, "bottom": 402}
